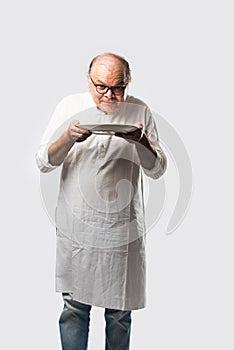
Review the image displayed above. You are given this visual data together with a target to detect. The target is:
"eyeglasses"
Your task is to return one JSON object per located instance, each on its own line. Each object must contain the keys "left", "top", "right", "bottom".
{"left": 89, "top": 75, "right": 127, "bottom": 95}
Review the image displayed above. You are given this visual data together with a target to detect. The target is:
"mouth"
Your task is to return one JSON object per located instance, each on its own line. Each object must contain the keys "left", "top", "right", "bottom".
{"left": 99, "top": 100, "right": 119, "bottom": 113}
{"left": 101, "top": 98, "right": 117, "bottom": 103}
{"left": 101, "top": 99, "right": 119, "bottom": 106}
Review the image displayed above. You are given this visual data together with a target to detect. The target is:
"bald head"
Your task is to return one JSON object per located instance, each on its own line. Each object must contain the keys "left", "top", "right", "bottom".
{"left": 88, "top": 53, "right": 131, "bottom": 85}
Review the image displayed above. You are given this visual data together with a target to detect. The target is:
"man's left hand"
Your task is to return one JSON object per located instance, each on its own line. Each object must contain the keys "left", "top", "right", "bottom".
{"left": 115, "top": 122, "right": 143, "bottom": 143}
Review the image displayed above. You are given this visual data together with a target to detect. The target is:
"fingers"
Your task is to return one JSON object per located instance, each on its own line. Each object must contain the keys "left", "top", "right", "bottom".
{"left": 135, "top": 122, "right": 143, "bottom": 130}
{"left": 73, "top": 121, "right": 90, "bottom": 134}
{"left": 69, "top": 120, "right": 92, "bottom": 142}
{"left": 115, "top": 122, "right": 144, "bottom": 143}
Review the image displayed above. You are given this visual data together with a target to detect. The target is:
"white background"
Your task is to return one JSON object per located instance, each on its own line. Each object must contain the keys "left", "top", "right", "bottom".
{"left": 1, "top": 0, "right": 233, "bottom": 349}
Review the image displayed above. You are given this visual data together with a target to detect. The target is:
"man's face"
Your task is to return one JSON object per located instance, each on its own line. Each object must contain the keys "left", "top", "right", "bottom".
{"left": 89, "top": 56, "right": 127, "bottom": 113}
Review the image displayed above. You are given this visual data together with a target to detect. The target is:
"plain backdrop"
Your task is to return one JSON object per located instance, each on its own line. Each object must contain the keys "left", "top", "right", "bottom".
{"left": 1, "top": 0, "right": 233, "bottom": 349}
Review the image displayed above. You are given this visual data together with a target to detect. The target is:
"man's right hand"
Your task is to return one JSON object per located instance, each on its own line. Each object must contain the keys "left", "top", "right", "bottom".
{"left": 48, "top": 120, "right": 92, "bottom": 166}
{"left": 67, "top": 120, "right": 92, "bottom": 143}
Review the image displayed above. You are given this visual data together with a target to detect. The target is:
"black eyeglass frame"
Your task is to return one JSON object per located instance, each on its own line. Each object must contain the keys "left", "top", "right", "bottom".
{"left": 89, "top": 75, "right": 128, "bottom": 95}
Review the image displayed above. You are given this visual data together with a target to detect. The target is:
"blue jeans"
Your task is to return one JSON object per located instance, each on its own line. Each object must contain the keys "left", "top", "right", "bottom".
{"left": 59, "top": 293, "right": 132, "bottom": 350}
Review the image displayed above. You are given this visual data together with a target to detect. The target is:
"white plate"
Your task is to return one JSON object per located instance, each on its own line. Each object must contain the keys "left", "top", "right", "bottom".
{"left": 79, "top": 124, "right": 138, "bottom": 134}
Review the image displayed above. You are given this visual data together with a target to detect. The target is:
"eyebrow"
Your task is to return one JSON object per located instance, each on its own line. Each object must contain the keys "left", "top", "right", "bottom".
{"left": 95, "top": 79, "right": 125, "bottom": 86}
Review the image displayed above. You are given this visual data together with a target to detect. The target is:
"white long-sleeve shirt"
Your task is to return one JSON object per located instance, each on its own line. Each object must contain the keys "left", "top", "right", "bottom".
{"left": 36, "top": 92, "right": 167, "bottom": 310}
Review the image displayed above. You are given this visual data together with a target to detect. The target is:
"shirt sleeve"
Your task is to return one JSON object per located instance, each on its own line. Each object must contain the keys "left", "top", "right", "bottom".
{"left": 141, "top": 108, "right": 167, "bottom": 179}
{"left": 35, "top": 96, "right": 70, "bottom": 173}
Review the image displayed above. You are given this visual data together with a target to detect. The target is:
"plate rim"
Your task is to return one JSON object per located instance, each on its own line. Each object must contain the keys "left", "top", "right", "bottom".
{"left": 78, "top": 123, "right": 138, "bottom": 133}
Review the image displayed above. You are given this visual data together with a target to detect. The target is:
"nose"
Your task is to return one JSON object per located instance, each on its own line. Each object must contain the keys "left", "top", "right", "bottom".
{"left": 104, "top": 87, "right": 115, "bottom": 98}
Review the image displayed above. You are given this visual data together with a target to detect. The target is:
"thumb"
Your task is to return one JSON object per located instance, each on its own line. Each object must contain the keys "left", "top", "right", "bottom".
{"left": 136, "top": 122, "right": 143, "bottom": 129}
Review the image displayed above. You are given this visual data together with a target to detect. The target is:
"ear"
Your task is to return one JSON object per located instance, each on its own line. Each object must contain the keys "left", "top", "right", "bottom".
{"left": 87, "top": 76, "right": 92, "bottom": 92}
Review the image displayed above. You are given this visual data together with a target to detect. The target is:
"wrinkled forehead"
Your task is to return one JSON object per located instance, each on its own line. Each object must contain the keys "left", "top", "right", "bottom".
{"left": 90, "top": 57, "right": 126, "bottom": 82}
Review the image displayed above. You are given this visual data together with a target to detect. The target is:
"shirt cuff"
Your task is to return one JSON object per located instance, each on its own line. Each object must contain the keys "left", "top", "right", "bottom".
{"left": 35, "top": 143, "right": 59, "bottom": 173}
